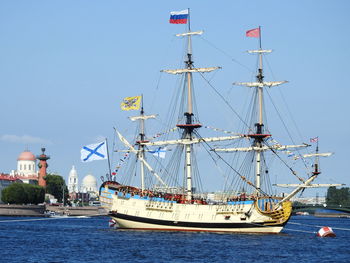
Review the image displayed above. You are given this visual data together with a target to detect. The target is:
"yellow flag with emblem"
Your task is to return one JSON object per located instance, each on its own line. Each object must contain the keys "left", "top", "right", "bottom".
{"left": 120, "top": 96, "right": 141, "bottom": 111}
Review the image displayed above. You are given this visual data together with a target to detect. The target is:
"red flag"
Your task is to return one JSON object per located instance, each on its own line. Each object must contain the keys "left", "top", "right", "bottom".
{"left": 310, "top": 137, "right": 319, "bottom": 143}
{"left": 246, "top": 27, "right": 260, "bottom": 38}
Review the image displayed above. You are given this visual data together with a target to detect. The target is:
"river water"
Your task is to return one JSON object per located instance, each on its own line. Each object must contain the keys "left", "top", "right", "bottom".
{"left": 0, "top": 215, "right": 349, "bottom": 263}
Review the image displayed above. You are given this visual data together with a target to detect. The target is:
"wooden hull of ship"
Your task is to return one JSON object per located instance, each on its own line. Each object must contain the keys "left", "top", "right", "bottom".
{"left": 100, "top": 184, "right": 292, "bottom": 234}
{"left": 109, "top": 213, "right": 285, "bottom": 233}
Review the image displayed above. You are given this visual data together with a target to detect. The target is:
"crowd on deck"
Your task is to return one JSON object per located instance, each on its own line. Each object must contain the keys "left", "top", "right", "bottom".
{"left": 109, "top": 183, "right": 257, "bottom": 205}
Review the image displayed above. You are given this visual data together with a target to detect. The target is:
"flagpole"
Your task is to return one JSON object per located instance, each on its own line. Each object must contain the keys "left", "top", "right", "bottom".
{"left": 259, "top": 25, "right": 262, "bottom": 49}
{"left": 188, "top": 8, "right": 191, "bottom": 32}
{"left": 314, "top": 137, "right": 320, "bottom": 175}
{"left": 105, "top": 138, "right": 112, "bottom": 181}
{"left": 141, "top": 94, "right": 144, "bottom": 113}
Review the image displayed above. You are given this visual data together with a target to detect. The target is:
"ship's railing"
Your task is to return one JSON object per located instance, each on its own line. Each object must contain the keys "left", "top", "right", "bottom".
{"left": 256, "top": 196, "right": 283, "bottom": 212}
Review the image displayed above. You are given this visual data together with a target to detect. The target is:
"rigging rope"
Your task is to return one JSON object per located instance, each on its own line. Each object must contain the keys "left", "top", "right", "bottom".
{"left": 264, "top": 56, "right": 307, "bottom": 147}
{"left": 204, "top": 126, "right": 241, "bottom": 135}
{"left": 265, "top": 88, "right": 309, "bottom": 170}
{"left": 288, "top": 222, "right": 350, "bottom": 232}
{"left": 263, "top": 140, "right": 305, "bottom": 183}
{"left": 194, "top": 131, "right": 268, "bottom": 196}
{"left": 196, "top": 70, "right": 253, "bottom": 133}
{"left": 199, "top": 36, "right": 254, "bottom": 73}
{"left": 247, "top": 222, "right": 316, "bottom": 234}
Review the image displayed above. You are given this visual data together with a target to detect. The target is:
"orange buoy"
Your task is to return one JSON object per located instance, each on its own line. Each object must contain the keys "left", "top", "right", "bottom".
{"left": 317, "top": 226, "right": 336, "bottom": 237}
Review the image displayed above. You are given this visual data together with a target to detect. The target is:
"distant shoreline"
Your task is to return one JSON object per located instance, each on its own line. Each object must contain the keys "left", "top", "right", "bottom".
{"left": 0, "top": 204, "right": 107, "bottom": 217}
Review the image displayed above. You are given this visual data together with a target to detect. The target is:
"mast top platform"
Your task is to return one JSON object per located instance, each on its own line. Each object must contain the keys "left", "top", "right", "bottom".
{"left": 176, "top": 124, "right": 202, "bottom": 129}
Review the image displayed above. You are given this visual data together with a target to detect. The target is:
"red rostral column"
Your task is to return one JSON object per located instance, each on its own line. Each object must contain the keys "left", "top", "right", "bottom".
{"left": 37, "top": 148, "right": 50, "bottom": 187}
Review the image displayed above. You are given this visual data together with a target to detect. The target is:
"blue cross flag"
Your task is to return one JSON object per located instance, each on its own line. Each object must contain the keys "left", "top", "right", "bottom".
{"left": 149, "top": 147, "right": 166, "bottom": 159}
{"left": 81, "top": 141, "right": 108, "bottom": 162}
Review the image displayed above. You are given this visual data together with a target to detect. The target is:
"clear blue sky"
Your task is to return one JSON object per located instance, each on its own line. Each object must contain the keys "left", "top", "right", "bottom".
{"left": 0, "top": 1, "right": 348, "bottom": 196}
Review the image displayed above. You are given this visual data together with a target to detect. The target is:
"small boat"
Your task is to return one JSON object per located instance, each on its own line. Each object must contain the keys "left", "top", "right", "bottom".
{"left": 45, "top": 211, "right": 69, "bottom": 218}
{"left": 295, "top": 211, "right": 309, "bottom": 216}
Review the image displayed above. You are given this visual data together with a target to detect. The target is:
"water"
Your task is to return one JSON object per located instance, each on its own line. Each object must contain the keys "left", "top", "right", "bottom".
{"left": 0, "top": 216, "right": 349, "bottom": 263}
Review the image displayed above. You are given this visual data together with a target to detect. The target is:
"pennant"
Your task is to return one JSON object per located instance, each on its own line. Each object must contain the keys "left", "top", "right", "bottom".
{"left": 81, "top": 141, "right": 107, "bottom": 162}
{"left": 246, "top": 27, "right": 260, "bottom": 38}
{"left": 120, "top": 96, "right": 141, "bottom": 111}
{"left": 169, "top": 9, "right": 189, "bottom": 24}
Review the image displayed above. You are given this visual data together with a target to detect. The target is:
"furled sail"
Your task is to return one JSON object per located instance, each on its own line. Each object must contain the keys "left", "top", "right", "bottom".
{"left": 302, "top": 152, "right": 333, "bottom": 158}
{"left": 275, "top": 183, "right": 343, "bottom": 188}
{"left": 129, "top": 114, "right": 157, "bottom": 121}
{"left": 140, "top": 135, "right": 243, "bottom": 147}
{"left": 213, "top": 143, "right": 309, "bottom": 152}
{"left": 176, "top": 30, "right": 203, "bottom": 37}
{"left": 247, "top": 49, "right": 272, "bottom": 54}
{"left": 162, "top": 67, "right": 221, "bottom": 75}
{"left": 233, "top": 81, "right": 288, "bottom": 88}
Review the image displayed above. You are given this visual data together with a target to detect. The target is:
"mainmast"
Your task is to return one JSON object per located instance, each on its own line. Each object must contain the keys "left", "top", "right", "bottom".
{"left": 255, "top": 26, "right": 265, "bottom": 194}
{"left": 179, "top": 13, "right": 199, "bottom": 201}
{"left": 162, "top": 10, "right": 220, "bottom": 201}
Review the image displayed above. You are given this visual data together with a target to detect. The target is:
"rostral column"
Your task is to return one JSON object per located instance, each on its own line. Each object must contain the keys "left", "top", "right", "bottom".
{"left": 37, "top": 148, "right": 50, "bottom": 187}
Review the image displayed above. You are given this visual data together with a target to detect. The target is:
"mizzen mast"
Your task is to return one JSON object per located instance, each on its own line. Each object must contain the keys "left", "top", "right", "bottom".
{"left": 233, "top": 27, "right": 288, "bottom": 194}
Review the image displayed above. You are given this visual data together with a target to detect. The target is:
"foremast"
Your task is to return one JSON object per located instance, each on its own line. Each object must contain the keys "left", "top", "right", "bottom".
{"left": 129, "top": 96, "right": 156, "bottom": 192}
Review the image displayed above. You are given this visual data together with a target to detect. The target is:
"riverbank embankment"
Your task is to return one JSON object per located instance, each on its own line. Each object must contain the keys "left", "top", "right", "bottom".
{"left": 0, "top": 204, "right": 107, "bottom": 217}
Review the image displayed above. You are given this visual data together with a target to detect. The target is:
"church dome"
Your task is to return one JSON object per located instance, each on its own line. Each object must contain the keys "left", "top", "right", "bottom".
{"left": 82, "top": 174, "right": 97, "bottom": 192}
{"left": 18, "top": 150, "right": 36, "bottom": 161}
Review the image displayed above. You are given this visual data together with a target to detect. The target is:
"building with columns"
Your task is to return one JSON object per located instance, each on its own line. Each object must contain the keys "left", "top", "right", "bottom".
{"left": 10, "top": 150, "right": 39, "bottom": 184}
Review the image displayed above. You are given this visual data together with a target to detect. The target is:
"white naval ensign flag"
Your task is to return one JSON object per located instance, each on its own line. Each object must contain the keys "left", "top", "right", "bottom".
{"left": 81, "top": 141, "right": 107, "bottom": 162}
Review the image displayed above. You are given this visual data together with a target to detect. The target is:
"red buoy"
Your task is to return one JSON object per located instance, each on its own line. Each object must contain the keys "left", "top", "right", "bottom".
{"left": 317, "top": 226, "right": 336, "bottom": 237}
{"left": 109, "top": 219, "right": 117, "bottom": 229}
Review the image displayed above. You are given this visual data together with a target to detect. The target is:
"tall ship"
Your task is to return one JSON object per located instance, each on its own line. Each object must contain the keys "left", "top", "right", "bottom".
{"left": 99, "top": 12, "right": 338, "bottom": 233}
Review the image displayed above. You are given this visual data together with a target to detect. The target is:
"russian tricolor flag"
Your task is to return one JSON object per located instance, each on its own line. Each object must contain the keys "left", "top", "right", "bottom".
{"left": 169, "top": 9, "right": 189, "bottom": 24}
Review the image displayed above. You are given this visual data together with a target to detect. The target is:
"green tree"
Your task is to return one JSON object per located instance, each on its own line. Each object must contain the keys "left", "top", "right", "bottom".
{"left": 1, "top": 183, "right": 45, "bottom": 204}
{"left": 2, "top": 183, "right": 27, "bottom": 204}
{"left": 326, "top": 186, "right": 350, "bottom": 206}
{"left": 22, "top": 184, "right": 45, "bottom": 204}
{"left": 44, "top": 173, "right": 68, "bottom": 204}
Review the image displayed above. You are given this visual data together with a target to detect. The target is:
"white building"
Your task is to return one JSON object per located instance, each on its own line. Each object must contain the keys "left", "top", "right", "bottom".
{"left": 67, "top": 166, "right": 99, "bottom": 199}
{"left": 10, "top": 150, "right": 38, "bottom": 183}
{"left": 68, "top": 165, "right": 79, "bottom": 193}
{"left": 81, "top": 174, "right": 97, "bottom": 193}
